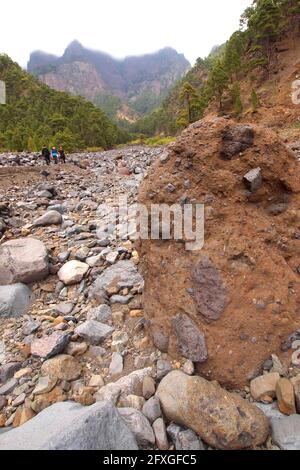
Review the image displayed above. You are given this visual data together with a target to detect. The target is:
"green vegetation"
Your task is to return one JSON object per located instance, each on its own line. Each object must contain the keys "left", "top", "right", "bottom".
{"left": 0, "top": 55, "right": 129, "bottom": 152}
{"left": 118, "top": 135, "right": 175, "bottom": 148}
{"left": 133, "top": 0, "right": 300, "bottom": 136}
{"left": 94, "top": 94, "right": 123, "bottom": 119}
{"left": 251, "top": 88, "right": 259, "bottom": 112}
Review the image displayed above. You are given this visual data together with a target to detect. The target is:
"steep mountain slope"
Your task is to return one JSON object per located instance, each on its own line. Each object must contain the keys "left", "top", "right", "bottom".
{"left": 134, "top": 0, "right": 300, "bottom": 139}
{"left": 0, "top": 55, "right": 128, "bottom": 152}
{"left": 27, "top": 41, "right": 190, "bottom": 120}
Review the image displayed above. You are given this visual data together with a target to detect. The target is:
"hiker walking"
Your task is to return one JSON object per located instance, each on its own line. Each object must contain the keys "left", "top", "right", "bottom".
{"left": 58, "top": 145, "right": 66, "bottom": 164}
{"left": 42, "top": 146, "right": 51, "bottom": 165}
{"left": 51, "top": 147, "right": 58, "bottom": 165}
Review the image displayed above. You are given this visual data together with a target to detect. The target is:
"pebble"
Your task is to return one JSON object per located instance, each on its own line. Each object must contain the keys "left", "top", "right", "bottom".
{"left": 153, "top": 418, "right": 169, "bottom": 450}
{"left": 109, "top": 352, "right": 124, "bottom": 376}
{"left": 142, "top": 376, "right": 156, "bottom": 399}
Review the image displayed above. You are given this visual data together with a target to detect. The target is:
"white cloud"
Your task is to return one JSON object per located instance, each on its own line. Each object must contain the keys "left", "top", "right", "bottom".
{"left": 0, "top": 0, "right": 253, "bottom": 67}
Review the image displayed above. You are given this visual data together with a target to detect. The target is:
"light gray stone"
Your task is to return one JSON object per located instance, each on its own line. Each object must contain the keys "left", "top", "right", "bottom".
{"left": 0, "top": 401, "right": 138, "bottom": 450}
{"left": 0, "top": 362, "right": 22, "bottom": 383}
{"left": 90, "top": 260, "right": 143, "bottom": 297}
{"left": 0, "top": 378, "right": 17, "bottom": 395}
{"left": 118, "top": 408, "right": 155, "bottom": 447}
{"left": 22, "top": 319, "right": 41, "bottom": 336}
{"left": 95, "top": 368, "right": 152, "bottom": 405}
{"left": 33, "top": 210, "right": 62, "bottom": 227}
{"left": 243, "top": 167, "right": 262, "bottom": 193}
{"left": 256, "top": 402, "right": 300, "bottom": 450}
{"left": 175, "top": 429, "right": 205, "bottom": 450}
{"left": 0, "top": 238, "right": 49, "bottom": 285}
{"left": 87, "top": 305, "right": 112, "bottom": 323}
{"left": 142, "top": 396, "right": 162, "bottom": 423}
{"left": 109, "top": 353, "right": 123, "bottom": 376}
{"left": 0, "top": 284, "right": 32, "bottom": 318}
{"left": 58, "top": 260, "right": 89, "bottom": 286}
{"left": 153, "top": 418, "right": 169, "bottom": 450}
{"left": 75, "top": 320, "right": 114, "bottom": 345}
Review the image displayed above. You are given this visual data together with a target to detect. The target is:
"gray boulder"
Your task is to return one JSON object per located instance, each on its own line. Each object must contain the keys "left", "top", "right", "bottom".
{"left": 75, "top": 320, "right": 114, "bottom": 345}
{"left": 257, "top": 403, "right": 300, "bottom": 450}
{"left": 118, "top": 408, "right": 155, "bottom": 447}
{"left": 90, "top": 260, "right": 143, "bottom": 297}
{"left": 0, "top": 284, "right": 32, "bottom": 318}
{"left": 0, "top": 401, "right": 138, "bottom": 450}
{"left": 0, "top": 238, "right": 49, "bottom": 285}
{"left": 33, "top": 210, "right": 63, "bottom": 227}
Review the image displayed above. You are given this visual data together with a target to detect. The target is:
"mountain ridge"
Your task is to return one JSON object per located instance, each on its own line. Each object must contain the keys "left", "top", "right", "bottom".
{"left": 27, "top": 42, "right": 190, "bottom": 120}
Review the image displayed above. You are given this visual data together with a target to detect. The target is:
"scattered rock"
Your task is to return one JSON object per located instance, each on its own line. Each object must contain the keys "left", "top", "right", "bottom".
{"left": 0, "top": 238, "right": 49, "bottom": 285}
{"left": 95, "top": 368, "right": 152, "bottom": 405}
{"left": 33, "top": 210, "right": 63, "bottom": 227}
{"left": 142, "top": 376, "right": 156, "bottom": 399}
{"left": 118, "top": 408, "right": 155, "bottom": 447}
{"left": 0, "top": 284, "right": 32, "bottom": 318}
{"left": 172, "top": 313, "right": 208, "bottom": 362}
{"left": 87, "top": 305, "right": 112, "bottom": 323}
{"left": 153, "top": 418, "right": 169, "bottom": 450}
{"left": 250, "top": 373, "right": 280, "bottom": 401}
{"left": 58, "top": 260, "right": 89, "bottom": 286}
{"left": 0, "top": 401, "right": 138, "bottom": 450}
{"left": 118, "top": 395, "right": 145, "bottom": 410}
{"left": 156, "top": 371, "right": 269, "bottom": 450}
{"left": 90, "top": 260, "right": 143, "bottom": 295}
{"left": 31, "top": 332, "right": 70, "bottom": 359}
{"left": 175, "top": 429, "right": 205, "bottom": 451}
{"left": 108, "top": 352, "right": 123, "bottom": 376}
{"left": 243, "top": 167, "right": 262, "bottom": 193}
{"left": 88, "top": 375, "right": 105, "bottom": 388}
{"left": 0, "top": 378, "right": 18, "bottom": 395}
{"left": 22, "top": 319, "right": 41, "bottom": 336}
{"left": 182, "top": 360, "right": 194, "bottom": 376}
{"left": 156, "top": 360, "right": 173, "bottom": 380}
{"left": 276, "top": 378, "right": 296, "bottom": 415}
{"left": 75, "top": 320, "right": 114, "bottom": 345}
{"left": 111, "top": 331, "right": 129, "bottom": 352}
{"left": 65, "top": 341, "right": 88, "bottom": 357}
{"left": 33, "top": 375, "right": 58, "bottom": 395}
{"left": 142, "top": 396, "right": 162, "bottom": 423}
{"left": 0, "top": 362, "right": 22, "bottom": 383}
{"left": 41, "top": 355, "right": 82, "bottom": 381}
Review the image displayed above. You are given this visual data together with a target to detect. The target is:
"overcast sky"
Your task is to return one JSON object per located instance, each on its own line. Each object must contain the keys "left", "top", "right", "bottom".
{"left": 1, "top": 0, "right": 253, "bottom": 68}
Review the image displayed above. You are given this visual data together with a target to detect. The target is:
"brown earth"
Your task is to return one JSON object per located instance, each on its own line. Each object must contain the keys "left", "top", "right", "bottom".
{"left": 138, "top": 116, "right": 300, "bottom": 389}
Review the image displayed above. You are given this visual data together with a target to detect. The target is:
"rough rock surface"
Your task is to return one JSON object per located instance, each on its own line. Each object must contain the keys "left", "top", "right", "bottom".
{"left": 138, "top": 117, "right": 300, "bottom": 387}
{"left": 33, "top": 210, "right": 63, "bottom": 227}
{"left": 0, "top": 401, "right": 138, "bottom": 450}
{"left": 0, "top": 284, "right": 32, "bottom": 318}
{"left": 0, "top": 238, "right": 49, "bottom": 285}
{"left": 156, "top": 371, "right": 269, "bottom": 450}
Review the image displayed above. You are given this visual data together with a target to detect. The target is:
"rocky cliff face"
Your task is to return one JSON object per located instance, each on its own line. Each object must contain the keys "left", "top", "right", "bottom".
{"left": 27, "top": 41, "right": 190, "bottom": 119}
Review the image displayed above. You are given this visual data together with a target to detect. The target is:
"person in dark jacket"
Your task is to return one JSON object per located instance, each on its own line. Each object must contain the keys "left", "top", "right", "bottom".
{"left": 58, "top": 145, "right": 66, "bottom": 164}
{"left": 42, "top": 146, "right": 51, "bottom": 165}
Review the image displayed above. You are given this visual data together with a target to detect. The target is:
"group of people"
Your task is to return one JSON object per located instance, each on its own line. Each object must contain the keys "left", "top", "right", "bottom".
{"left": 41, "top": 146, "right": 66, "bottom": 165}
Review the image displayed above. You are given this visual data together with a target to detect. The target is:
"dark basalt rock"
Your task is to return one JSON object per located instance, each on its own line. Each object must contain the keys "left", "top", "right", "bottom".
{"left": 191, "top": 257, "right": 229, "bottom": 321}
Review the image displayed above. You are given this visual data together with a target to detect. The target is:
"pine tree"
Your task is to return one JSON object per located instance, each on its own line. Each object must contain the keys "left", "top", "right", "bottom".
{"left": 230, "top": 83, "right": 243, "bottom": 116}
{"left": 242, "top": 0, "right": 282, "bottom": 72}
{"left": 207, "top": 60, "right": 229, "bottom": 110}
{"left": 178, "top": 82, "right": 202, "bottom": 125}
{"left": 224, "top": 31, "right": 246, "bottom": 81}
{"left": 251, "top": 89, "right": 259, "bottom": 111}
